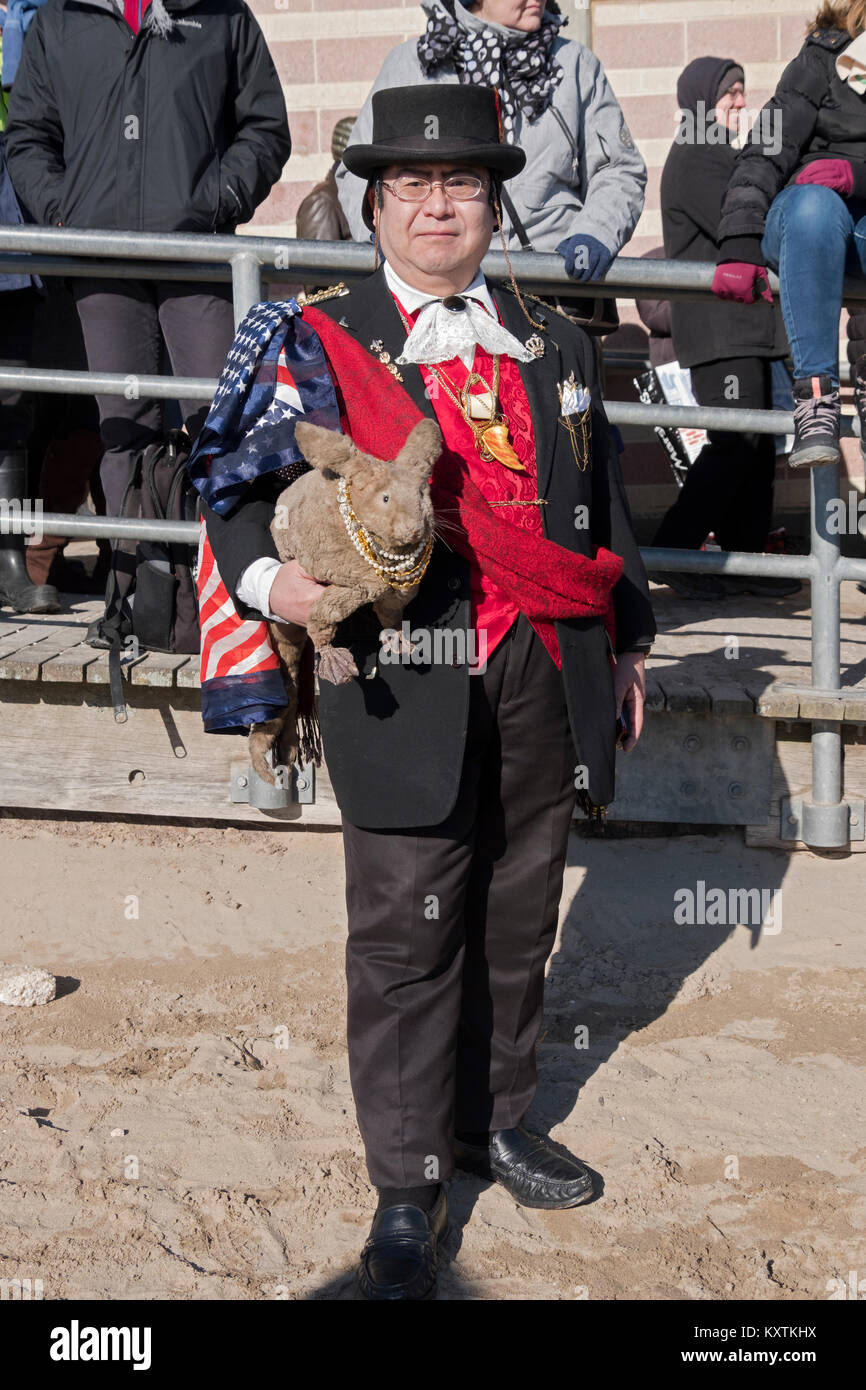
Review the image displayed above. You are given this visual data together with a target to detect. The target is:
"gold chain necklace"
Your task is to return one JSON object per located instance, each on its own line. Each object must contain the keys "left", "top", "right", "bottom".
{"left": 337, "top": 477, "right": 433, "bottom": 591}
{"left": 393, "top": 301, "right": 525, "bottom": 472}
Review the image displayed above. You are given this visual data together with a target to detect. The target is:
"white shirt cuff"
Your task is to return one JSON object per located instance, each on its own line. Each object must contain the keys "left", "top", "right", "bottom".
{"left": 236, "top": 557, "right": 283, "bottom": 620}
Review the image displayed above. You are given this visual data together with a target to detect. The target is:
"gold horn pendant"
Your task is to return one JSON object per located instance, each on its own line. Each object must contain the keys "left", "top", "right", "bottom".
{"left": 480, "top": 422, "right": 526, "bottom": 472}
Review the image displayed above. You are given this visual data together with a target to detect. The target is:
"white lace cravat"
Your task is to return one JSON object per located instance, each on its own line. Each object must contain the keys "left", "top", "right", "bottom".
{"left": 395, "top": 294, "right": 535, "bottom": 366}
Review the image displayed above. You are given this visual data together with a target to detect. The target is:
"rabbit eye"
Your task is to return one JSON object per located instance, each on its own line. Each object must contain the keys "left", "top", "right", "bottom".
{"left": 382, "top": 493, "right": 389, "bottom": 503}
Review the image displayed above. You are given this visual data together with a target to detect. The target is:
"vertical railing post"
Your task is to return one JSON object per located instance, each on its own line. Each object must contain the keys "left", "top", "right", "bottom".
{"left": 802, "top": 462, "right": 847, "bottom": 844}
{"left": 231, "top": 250, "right": 263, "bottom": 326}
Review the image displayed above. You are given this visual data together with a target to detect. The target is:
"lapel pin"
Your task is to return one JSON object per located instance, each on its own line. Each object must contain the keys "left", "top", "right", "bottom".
{"left": 557, "top": 372, "right": 592, "bottom": 471}
{"left": 369, "top": 340, "right": 403, "bottom": 382}
{"left": 525, "top": 334, "right": 546, "bottom": 359}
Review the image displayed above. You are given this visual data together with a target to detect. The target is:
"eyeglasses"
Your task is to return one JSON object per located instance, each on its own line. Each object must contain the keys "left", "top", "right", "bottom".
{"left": 381, "top": 174, "right": 488, "bottom": 203}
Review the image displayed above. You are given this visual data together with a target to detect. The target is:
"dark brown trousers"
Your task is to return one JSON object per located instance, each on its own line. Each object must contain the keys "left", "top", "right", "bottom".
{"left": 340, "top": 614, "right": 578, "bottom": 1188}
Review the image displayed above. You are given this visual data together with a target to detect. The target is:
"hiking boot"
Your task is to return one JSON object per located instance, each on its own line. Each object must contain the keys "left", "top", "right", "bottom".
{"left": 789, "top": 375, "right": 841, "bottom": 468}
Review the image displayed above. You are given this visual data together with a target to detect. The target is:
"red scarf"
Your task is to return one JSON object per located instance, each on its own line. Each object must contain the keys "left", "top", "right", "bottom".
{"left": 303, "top": 306, "right": 621, "bottom": 651}
{"left": 124, "top": 0, "right": 152, "bottom": 34}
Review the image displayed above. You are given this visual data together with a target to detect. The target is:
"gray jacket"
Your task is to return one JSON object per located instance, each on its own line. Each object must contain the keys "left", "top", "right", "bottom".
{"left": 335, "top": 0, "right": 646, "bottom": 256}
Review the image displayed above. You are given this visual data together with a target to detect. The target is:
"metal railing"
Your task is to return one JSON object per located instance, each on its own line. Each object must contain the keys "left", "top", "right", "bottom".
{"left": 2, "top": 224, "right": 866, "bottom": 847}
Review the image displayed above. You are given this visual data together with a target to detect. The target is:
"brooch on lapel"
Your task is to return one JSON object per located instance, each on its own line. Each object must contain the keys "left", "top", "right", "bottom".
{"left": 557, "top": 371, "right": 592, "bottom": 472}
{"left": 525, "top": 334, "right": 546, "bottom": 359}
{"left": 369, "top": 339, "right": 404, "bottom": 382}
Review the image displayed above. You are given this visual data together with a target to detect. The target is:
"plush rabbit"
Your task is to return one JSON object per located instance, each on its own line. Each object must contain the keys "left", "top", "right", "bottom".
{"left": 249, "top": 417, "right": 442, "bottom": 784}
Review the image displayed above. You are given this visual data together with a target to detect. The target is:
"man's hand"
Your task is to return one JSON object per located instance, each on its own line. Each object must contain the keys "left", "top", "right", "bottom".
{"left": 614, "top": 651, "right": 646, "bottom": 753}
{"left": 267, "top": 559, "right": 329, "bottom": 626}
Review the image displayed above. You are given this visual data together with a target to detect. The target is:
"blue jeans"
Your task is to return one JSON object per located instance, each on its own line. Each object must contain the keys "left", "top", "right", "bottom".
{"left": 762, "top": 182, "right": 866, "bottom": 384}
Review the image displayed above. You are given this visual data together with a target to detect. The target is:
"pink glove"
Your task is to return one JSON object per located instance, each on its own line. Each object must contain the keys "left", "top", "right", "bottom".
{"left": 795, "top": 159, "right": 854, "bottom": 196}
{"left": 712, "top": 261, "right": 773, "bottom": 304}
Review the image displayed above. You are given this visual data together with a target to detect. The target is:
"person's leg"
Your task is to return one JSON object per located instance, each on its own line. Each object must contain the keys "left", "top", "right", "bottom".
{"left": 72, "top": 278, "right": 162, "bottom": 516}
{"left": 845, "top": 203, "right": 866, "bottom": 457}
{"left": 710, "top": 359, "right": 799, "bottom": 592}
{"left": 0, "top": 287, "right": 60, "bottom": 612}
{"left": 652, "top": 358, "right": 740, "bottom": 552}
{"left": 762, "top": 185, "right": 850, "bottom": 469}
{"left": 340, "top": 652, "right": 501, "bottom": 1193}
{"left": 0, "top": 286, "right": 38, "bottom": 453}
{"left": 26, "top": 280, "right": 104, "bottom": 589}
{"left": 761, "top": 183, "right": 853, "bottom": 383}
{"left": 712, "top": 357, "right": 775, "bottom": 553}
{"left": 155, "top": 282, "right": 235, "bottom": 443}
{"left": 454, "top": 615, "right": 578, "bottom": 1136}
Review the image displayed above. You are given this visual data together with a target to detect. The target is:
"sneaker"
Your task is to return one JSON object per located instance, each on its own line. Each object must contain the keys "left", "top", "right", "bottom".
{"left": 789, "top": 374, "right": 841, "bottom": 469}
{"left": 653, "top": 570, "right": 728, "bottom": 599}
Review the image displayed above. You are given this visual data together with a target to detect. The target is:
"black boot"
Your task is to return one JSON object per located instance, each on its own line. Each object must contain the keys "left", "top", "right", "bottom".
{"left": 0, "top": 451, "right": 61, "bottom": 613}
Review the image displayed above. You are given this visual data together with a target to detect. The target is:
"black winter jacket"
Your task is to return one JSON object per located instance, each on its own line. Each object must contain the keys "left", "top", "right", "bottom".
{"left": 718, "top": 24, "right": 866, "bottom": 263}
{"left": 5, "top": 0, "right": 290, "bottom": 234}
{"left": 661, "top": 54, "right": 787, "bottom": 366}
{"left": 202, "top": 269, "right": 656, "bottom": 827}
{"left": 662, "top": 133, "right": 787, "bottom": 367}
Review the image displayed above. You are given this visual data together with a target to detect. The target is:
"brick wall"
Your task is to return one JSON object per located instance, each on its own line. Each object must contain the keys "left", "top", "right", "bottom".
{"left": 243, "top": 0, "right": 856, "bottom": 505}
{"left": 245, "top": 0, "right": 426, "bottom": 235}
{"left": 245, "top": 0, "right": 817, "bottom": 242}
{"left": 591, "top": 0, "right": 815, "bottom": 257}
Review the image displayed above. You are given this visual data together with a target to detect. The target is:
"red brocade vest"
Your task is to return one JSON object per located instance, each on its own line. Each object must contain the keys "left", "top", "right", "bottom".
{"left": 393, "top": 295, "right": 562, "bottom": 670}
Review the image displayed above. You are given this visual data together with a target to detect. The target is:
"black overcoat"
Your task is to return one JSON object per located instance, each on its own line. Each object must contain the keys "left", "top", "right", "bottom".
{"left": 204, "top": 266, "right": 655, "bottom": 828}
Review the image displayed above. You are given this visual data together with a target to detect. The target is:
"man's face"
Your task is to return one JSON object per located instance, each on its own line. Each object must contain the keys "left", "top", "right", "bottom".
{"left": 372, "top": 162, "right": 496, "bottom": 293}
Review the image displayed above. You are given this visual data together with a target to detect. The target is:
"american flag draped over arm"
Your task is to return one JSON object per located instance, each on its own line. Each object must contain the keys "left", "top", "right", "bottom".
{"left": 186, "top": 298, "right": 341, "bottom": 734}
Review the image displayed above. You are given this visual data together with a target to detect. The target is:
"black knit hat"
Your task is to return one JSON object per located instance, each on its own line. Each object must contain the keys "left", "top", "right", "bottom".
{"left": 342, "top": 83, "right": 526, "bottom": 180}
{"left": 676, "top": 57, "right": 744, "bottom": 115}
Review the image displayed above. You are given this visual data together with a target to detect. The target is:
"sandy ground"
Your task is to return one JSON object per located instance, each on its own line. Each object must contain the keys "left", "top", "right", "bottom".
{"left": 0, "top": 813, "right": 863, "bottom": 1302}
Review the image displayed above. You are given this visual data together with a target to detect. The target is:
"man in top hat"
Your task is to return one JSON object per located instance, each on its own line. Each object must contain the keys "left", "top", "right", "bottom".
{"left": 200, "top": 82, "right": 655, "bottom": 1300}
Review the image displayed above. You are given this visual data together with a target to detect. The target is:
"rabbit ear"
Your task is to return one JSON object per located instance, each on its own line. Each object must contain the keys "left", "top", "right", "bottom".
{"left": 396, "top": 418, "right": 443, "bottom": 479}
{"left": 294, "top": 420, "right": 354, "bottom": 476}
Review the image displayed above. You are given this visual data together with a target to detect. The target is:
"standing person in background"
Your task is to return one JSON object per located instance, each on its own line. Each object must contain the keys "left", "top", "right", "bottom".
{"left": 3, "top": 0, "right": 106, "bottom": 601}
{"left": 653, "top": 57, "right": 799, "bottom": 600}
{"left": 4, "top": 0, "right": 290, "bottom": 640}
{"left": 296, "top": 116, "right": 356, "bottom": 243}
{"left": 0, "top": 0, "right": 59, "bottom": 612}
{"left": 713, "top": 2, "right": 866, "bottom": 469}
{"left": 335, "top": 0, "right": 645, "bottom": 329}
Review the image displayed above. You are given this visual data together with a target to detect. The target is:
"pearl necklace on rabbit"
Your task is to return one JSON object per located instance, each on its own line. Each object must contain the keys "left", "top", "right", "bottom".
{"left": 337, "top": 477, "right": 433, "bottom": 591}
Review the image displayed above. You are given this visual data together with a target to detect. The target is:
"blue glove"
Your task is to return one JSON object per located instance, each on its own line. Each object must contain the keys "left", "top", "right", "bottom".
{"left": 556, "top": 234, "right": 614, "bottom": 283}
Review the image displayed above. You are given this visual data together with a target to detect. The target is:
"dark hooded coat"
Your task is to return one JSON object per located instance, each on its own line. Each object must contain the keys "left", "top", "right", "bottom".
{"left": 661, "top": 55, "right": 787, "bottom": 368}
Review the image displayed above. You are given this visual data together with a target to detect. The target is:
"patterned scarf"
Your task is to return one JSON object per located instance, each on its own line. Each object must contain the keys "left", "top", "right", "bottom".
{"left": 417, "top": 0, "right": 565, "bottom": 139}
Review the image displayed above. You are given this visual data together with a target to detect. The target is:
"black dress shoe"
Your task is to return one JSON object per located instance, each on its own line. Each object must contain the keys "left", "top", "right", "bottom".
{"left": 454, "top": 1126, "right": 593, "bottom": 1209}
{"left": 356, "top": 1189, "right": 447, "bottom": 1300}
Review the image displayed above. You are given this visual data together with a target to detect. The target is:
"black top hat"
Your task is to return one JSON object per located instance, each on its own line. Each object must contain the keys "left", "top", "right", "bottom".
{"left": 342, "top": 84, "right": 526, "bottom": 181}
